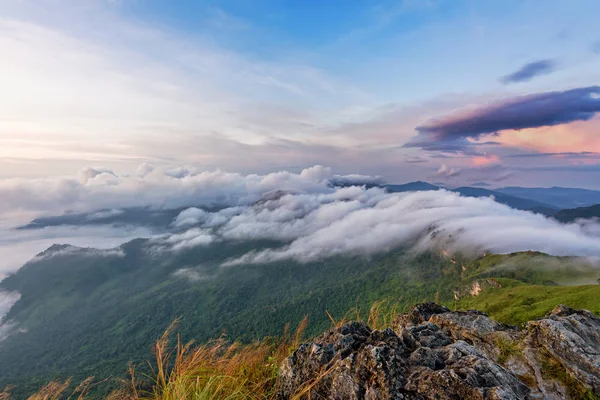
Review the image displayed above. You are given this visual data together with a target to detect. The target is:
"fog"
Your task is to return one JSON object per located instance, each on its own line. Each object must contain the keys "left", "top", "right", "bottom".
{"left": 158, "top": 188, "right": 600, "bottom": 265}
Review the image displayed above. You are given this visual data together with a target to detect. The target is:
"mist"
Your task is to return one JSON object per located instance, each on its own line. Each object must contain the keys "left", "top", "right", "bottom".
{"left": 158, "top": 188, "right": 600, "bottom": 265}
{"left": 3, "top": 165, "right": 600, "bottom": 276}
{"left": 0, "top": 290, "right": 20, "bottom": 341}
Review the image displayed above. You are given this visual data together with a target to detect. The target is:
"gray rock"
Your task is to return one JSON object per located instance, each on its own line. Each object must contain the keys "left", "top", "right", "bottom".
{"left": 525, "top": 304, "right": 600, "bottom": 396}
{"left": 276, "top": 303, "right": 600, "bottom": 399}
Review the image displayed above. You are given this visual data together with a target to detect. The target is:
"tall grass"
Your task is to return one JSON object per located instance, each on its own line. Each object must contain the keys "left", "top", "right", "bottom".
{"left": 12, "top": 299, "right": 403, "bottom": 400}
{"left": 125, "top": 316, "right": 307, "bottom": 400}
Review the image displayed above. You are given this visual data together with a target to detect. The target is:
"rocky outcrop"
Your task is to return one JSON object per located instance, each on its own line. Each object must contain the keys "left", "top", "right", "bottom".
{"left": 276, "top": 303, "right": 600, "bottom": 399}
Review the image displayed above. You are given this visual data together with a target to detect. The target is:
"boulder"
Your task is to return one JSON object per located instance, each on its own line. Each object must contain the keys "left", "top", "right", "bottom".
{"left": 276, "top": 303, "right": 600, "bottom": 399}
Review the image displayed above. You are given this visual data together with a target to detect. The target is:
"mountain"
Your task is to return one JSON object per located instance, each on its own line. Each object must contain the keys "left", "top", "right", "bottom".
{"left": 385, "top": 182, "right": 558, "bottom": 215}
{"left": 0, "top": 240, "right": 457, "bottom": 397}
{"left": 1, "top": 240, "right": 599, "bottom": 397}
{"left": 385, "top": 181, "right": 440, "bottom": 192}
{"left": 496, "top": 186, "right": 600, "bottom": 209}
{"left": 452, "top": 187, "right": 558, "bottom": 215}
{"left": 554, "top": 203, "right": 600, "bottom": 223}
{"left": 17, "top": 206, "right": 187, "bottom": 230}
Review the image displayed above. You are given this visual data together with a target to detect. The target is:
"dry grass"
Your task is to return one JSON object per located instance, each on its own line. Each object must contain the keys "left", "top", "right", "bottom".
{"left": 325, "top": 299, "right": 401, "bottom": 331}
{"left": 10, "top": 300, "right": 403, "bottom": 400}
{"left": 24, "top": 377, "right": 96, "bottom": 400}
{"left": 17, "top": 316, "right": 307, "bottom": 400}
{"left": 124, "top": 316, "right": 308, "bottom": 400}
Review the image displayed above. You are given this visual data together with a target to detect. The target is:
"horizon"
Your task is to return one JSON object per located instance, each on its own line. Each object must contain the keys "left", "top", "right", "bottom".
{"left": 2, "top": 3, "right": 600, "bottom": 396}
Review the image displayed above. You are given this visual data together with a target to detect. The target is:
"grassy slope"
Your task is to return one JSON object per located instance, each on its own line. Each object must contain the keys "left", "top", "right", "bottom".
{"left": 456, "top": 278, "right": 600, "bottom": 325}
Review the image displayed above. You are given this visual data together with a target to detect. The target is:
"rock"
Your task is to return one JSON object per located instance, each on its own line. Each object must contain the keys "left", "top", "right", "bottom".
{"left": 391, "top": 302, "right": 451, "bottom": 330}
{"left": 524, "top": 304, "right": 600, "bottom": 396}
{"left": 277, "top": 322, "right": 409, "bottom": 400}
{"left": 276, "top": 303, "right": 600, "bottom": 399}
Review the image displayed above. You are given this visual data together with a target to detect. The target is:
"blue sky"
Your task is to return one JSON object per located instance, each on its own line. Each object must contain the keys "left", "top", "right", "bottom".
{"left": 0, "top": 0, "right": 600, "bottom": 188}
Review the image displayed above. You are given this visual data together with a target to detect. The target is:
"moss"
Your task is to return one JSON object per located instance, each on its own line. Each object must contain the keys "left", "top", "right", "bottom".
{"left": 494, "top": 336, "right": 521, "bottom": 364}
{"left": 540, "top": 351, "right": 600, "bottom": 400}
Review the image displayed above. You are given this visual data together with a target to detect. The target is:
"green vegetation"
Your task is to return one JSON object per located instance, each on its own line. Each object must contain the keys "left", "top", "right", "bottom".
{"left": 0, "top": 240, "right": 461, "bottom": 398}
{"left": 554, "top": 204, "right": 600, "bottom": 223}
{"left": 494, "top": 335, "right": 521, "bottom": 364}
{"left": 456, "top": 280, "right": 600, "bottom": 326}
{"left": 1, "top": 243, "right": 599, "bottom": 397}
{"left": 540, "top": 350, "right": 600, "bottom": 400}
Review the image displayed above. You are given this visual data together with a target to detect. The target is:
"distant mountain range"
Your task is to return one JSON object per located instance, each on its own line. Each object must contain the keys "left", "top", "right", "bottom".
{"left": 385, "top": 182, "right": 558, "bottom": 215}
{"left": 554, "top": 204, "right": 600, "bottom": 223}
{"left": 495, "top": 186, "right": 600, "bottom": 209}
{"left": 385, "top": 182, "right": 600, "bottom": 217}
{"left": 16, "top": 182, "right": 600, "bottom": 231}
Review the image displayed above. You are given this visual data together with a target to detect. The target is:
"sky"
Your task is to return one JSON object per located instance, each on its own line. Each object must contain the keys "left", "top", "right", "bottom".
{"left": 1, "top": 0, "right": 600, "bottom": 188}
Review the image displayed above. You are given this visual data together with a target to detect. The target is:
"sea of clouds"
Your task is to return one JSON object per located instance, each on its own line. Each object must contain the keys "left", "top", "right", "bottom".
{"left": 2, "top": 164, "right": 600, "bottom": 276}
{"left": 2, "top": 164, "right": 600, "bottom": 337}
{"left": 160, "top": 187, "right": 600, "bottom": 265}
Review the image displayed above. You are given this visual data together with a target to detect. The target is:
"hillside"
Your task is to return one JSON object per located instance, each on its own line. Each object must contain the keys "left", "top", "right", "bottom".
{"left": 1, "top": 242, "right": 599, "bottom": 397}
{"left": 554, "top": 203, "right": 600, "bottom": 223}
{"left": 385, "top": 182, "right": 558, "bottom": 215}
{"left": 452, "top": 187, "right": 557, "bottom": 215}
{"left": 497, "top": 186, "right": 600, "bottom": 209}
{"left": 0, "top": 240, "right": 459, "bottom": 397}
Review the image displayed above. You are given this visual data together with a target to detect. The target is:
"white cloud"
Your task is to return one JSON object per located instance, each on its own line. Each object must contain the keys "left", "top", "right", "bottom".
{"left": 203, "top": 189, "right": 600, "bottom": 265}
{"left": 173, "top": 208, "right": 209, "bottom": 227}
{"left": 164, "top": 228, "right": 214, "bottom": 251}
{"left": 0, "top": 225, "right": 152, "bottom": 278}
{"left": 0, "top": 290, "right": 21, "bottom": 341}
{"left": 173, "top": 268, "right": 207, "bottom": 283}
{"left": 85, "top": 209, "right": 124, "bottom": 221}
{"left": 153, "top": 183, "right": 600, "bottom": 265}
{"left": 435, "top": 164, "right": 460, "bottom": 178}
{"left": 0, "top": 165, "right": 381, "bottom": 220}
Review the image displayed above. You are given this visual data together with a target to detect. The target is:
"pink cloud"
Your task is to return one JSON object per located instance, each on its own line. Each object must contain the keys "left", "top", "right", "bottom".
{"left": 492, "top": 118, "right": 600, "bottom": 153}
{"left": 471, "top": 154, "right": 500, "bottom": 167}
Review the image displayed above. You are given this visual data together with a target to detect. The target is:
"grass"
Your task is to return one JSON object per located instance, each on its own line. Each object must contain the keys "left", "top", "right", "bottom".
{"left": 540, "top": 350, "right": 600, "bottom": 400}
{"left": 126, "top": 316, "right": 309, "bottom": 400}
{"left": 455, "top": 282, "right": 600, "bottom": 326}
{"left": 12, "top": 301, "right": 403, "bottom": 400}
{"left": 17, "top": 320, "right": 305, "bottom": 400}
{"left": 494, "top": 335, "right": 521, "bottom": 364}
{"left": 7, "top": 283, "right": 600, "bottom": 399}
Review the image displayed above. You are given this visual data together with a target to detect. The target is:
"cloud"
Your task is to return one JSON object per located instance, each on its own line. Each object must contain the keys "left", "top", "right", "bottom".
{"left": 216, "top": 189, "right": 600, "bottom": 265}
{"left": 505, "top": 151, "right": 600, "bottom": 158}
{"left": 0, "top": 225, "right": 152, "bottom": 278}
{"left": 0, "top": 165, "right": 388, "bottom": 274}
{"left": 173, "top": 208, "right": 210, "bottom": 228}
{"left": 163, "top": 228, "right": 214, "bottom": 251}
{"left": 85, "top": 209, "right": 124, "bottom": 221}
{"left": 406, "top": 86, "right": 600, "bottom": 153}
{"left": 150, "top": 185, "right": 600, "bottom": 266}
{"left": 501, "top": 59, "right": 557, "bottom": 84}
{"left": 435, "top": 164, "right": 460, "bottom": 178}
{"left": 0, "top": 290, "right": 21, "bottom": 341}
{"left": 30, "top": 245, "right": 125, "bottom": 262}
{"left": 405, "top": 156, "right": 428, "bottom": 164}
{"left": 0, "top": 165, "right": 378, "bottom": 220}
{"left": 173, "top": 268, "right": 207, "bottom": 283}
